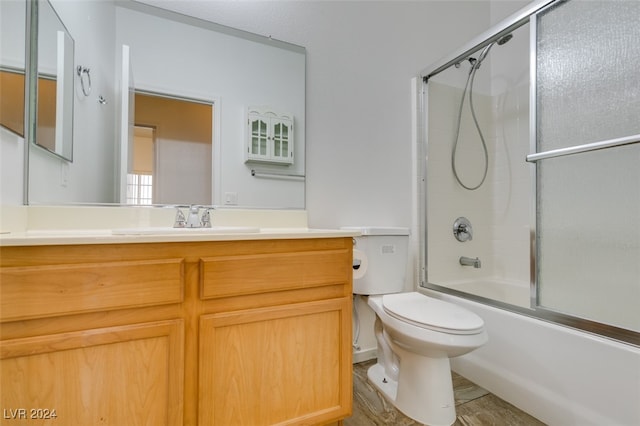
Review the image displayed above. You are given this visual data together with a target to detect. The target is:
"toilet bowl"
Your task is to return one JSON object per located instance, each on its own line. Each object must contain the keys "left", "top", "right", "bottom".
{"left": 343, "top": 227, "right": 488, "bottom": 426}
{"left": 367, "top": 292, "right": 487, "bottom": 426}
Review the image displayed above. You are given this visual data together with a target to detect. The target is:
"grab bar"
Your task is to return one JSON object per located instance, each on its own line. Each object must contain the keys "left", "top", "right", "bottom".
{"left": 526, "top": 133, "right": 640, "bottom": 163}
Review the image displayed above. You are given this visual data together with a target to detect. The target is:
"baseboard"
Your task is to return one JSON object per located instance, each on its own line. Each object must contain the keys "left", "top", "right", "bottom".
{"left": 352, "top": 347, "right": 376, "bottom": 364}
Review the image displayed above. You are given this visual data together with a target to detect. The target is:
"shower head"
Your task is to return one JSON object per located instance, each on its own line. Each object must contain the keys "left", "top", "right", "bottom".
{"left": 497, "top": 33, "right": 513, "bottom": 45}
{"left": 474, "top": 33, "right": 513, "bottom": 68}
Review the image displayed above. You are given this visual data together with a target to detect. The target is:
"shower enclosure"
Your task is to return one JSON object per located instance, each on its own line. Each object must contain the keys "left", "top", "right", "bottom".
{"left": 418, "top": 0, "right": 640, "bottom": 346}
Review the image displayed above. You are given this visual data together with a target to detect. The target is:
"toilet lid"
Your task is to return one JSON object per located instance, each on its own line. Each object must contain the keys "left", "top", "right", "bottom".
{"left": 382, "top": 292, "right": 484, "bottom": 335}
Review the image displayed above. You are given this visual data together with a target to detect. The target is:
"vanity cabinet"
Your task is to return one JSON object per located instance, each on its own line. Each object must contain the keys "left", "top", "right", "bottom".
{"left": 0, "top": 237, "right": 353, "bottom": 425}
{"left": 197, "top": 241, "right": 352, "bottom": 425}
{"left": 0, "top": 243, "right": 186, "bottom": 425}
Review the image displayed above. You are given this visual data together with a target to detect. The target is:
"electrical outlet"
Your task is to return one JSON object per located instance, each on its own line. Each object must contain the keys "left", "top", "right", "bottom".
{"left": 224, "top": 192, "right": 238, "bottom": 205}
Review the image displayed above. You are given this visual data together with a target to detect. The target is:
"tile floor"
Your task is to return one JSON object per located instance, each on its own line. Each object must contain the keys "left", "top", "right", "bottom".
{"left": 345, "top": 360, "right": 546, "bottom": 426}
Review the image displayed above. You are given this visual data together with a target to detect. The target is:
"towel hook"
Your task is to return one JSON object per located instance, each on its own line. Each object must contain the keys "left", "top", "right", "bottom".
{"left": 76, "top": 66, "right": 91, "bottom": 97}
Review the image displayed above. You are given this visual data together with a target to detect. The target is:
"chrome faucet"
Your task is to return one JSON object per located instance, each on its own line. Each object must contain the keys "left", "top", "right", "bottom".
{"left": 186, "top": 205, "right": 202, "bottom": 228}
{"left": 459, "top": 256, "right": 481, "bottom": 268}
{"left": 173, "top": 205, "right": 215, "bottom": 228}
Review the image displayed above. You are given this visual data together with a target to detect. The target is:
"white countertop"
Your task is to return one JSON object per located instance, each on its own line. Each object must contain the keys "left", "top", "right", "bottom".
{"left": 0, "top": 205, "right": 359, "bottom": 246}
{"left": 0, "top": 227, "right": 359, "bottom": 246}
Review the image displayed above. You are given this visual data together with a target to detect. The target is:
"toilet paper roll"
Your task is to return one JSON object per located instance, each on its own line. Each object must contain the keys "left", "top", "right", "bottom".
{"left": 352, "top": 249, "right": 369, "bottom": 280}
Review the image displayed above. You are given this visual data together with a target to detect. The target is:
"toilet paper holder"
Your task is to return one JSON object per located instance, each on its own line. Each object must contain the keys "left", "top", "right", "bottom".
{"left": 352, "top": 248, "right": 368, "bottom": 279}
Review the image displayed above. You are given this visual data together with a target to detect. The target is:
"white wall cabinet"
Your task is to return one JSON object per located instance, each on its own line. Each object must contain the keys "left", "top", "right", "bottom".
{"left": 246, "top": 107, "right": 294, "bottom": 165}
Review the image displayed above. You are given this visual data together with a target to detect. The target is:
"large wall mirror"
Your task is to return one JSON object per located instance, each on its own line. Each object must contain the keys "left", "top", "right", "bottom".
{"left": 20, "top": 0, "right": 306, "bottom": 208}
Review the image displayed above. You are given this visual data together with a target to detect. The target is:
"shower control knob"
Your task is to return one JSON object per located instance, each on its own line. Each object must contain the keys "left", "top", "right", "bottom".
{"left": 453, "top": 217, "right": 473, "bottom": 242}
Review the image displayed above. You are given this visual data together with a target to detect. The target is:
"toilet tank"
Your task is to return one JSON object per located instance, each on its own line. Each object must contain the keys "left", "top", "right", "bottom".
{"left": 342, "top": 227, "right": 410, "bottom": 295}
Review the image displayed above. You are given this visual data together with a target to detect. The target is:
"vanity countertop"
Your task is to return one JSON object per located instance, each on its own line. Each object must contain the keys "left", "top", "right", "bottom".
{"left": 0, "top": 228, "right": 360, "bottom": 247}
{"left": 0, "top": 205, "right": 360, "bottom": 246}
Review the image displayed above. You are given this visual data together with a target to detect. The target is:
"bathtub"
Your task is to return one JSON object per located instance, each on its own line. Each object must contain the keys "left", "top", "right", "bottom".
{"left": 436, "top": 278, "right": 531, "bottom": 309}
{"left": 424, "top": 283, "right": 640, "bottom": 426}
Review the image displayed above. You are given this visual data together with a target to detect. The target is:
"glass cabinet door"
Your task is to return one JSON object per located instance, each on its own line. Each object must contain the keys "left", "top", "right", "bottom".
{"left": 250, "top": 117, "right": 268, "bottom": 157}
{"left": 272, "top": 119, "right": 291, "bottom": 161}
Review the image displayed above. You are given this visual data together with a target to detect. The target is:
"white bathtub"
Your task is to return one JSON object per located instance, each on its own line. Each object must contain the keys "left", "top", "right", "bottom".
{"left": 424, "top": 285, "right": 640, "bottom": 426}
{"left": 438, "top": 278, "right": 531, "bottom": 308}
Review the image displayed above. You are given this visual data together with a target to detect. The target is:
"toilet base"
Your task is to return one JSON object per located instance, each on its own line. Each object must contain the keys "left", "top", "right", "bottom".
{"left": 367, "top": 351, "right": 456, "bottom": 426}
{"left": 367, "top": 362, "right": 399, "bottom": 401}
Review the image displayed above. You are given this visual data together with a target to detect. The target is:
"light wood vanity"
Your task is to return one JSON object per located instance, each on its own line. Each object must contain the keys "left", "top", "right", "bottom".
{"left": 0, "top": 234, "right": 353, "bottom": 425}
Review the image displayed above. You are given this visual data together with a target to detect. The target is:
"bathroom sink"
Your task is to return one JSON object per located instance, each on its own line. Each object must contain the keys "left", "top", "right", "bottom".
{"left": 111, "top": 226, "right": 259, "bottom": 235}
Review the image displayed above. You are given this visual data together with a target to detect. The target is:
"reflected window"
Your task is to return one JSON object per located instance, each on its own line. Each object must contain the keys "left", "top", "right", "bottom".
{"left": 126, "top": 173, "right": 153, "bottom": 205}
{"left": 126, "top": 125, "right": 155, "bottom": 205}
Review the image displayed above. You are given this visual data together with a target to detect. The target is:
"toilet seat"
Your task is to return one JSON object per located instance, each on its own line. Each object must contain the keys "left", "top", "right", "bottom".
{"left": 382, "top": 292, "right": 484, "bottom": 335}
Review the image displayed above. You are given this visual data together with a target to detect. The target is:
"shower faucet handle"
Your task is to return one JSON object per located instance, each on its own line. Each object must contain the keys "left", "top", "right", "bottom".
{"left": 453, "top": 217, "right": 473, "bottom": 242}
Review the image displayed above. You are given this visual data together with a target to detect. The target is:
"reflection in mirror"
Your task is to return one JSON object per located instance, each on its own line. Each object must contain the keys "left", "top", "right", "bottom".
{"left": 0, "top": 0, "right": 27, "bottom": 205}
{"left": 26, "top": 0, "right": 305, "bottom": 209}
{"left": 0, "top": 0, "right": 26, "bottom": 137}
{"left": 126, "top": 91, "right": 213, "bottom": 205}
{"left": 35, "top": 0, "right": 74, "bottom": 161}
{"left": 0, "top": 68, "right": 25, "bottom": 137}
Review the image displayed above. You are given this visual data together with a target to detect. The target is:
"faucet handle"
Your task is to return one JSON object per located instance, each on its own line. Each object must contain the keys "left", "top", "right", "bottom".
{"left": 201, "top": 207, "right": 214, "bottom": 228}
{"left": 453, "top": 217, "right": 473, "bottom": 242}
{"left": 173, "top": 206, "right": 187, "bottom": 228}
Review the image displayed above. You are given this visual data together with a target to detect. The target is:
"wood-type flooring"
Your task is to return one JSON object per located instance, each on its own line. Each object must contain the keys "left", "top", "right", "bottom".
{"left": 345, "top": 360, "right": 546, "bottom": 426}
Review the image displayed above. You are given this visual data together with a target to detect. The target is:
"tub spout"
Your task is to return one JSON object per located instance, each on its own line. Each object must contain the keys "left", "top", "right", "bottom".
{"left": 460, "top": 256, "right": 481, "bottom": 268}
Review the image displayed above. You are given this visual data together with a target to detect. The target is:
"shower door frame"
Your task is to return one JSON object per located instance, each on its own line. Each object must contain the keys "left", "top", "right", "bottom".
{"left": 416, "top": 0, "right": 640, "bottom": 347}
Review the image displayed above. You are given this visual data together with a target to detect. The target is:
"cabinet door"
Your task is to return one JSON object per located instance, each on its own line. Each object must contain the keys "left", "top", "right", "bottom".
{"left": 271, "top": 118, "right": 293, "bottom": 163}
{"left": 249, "top": 114, "right": 269, "bottom": 158}
{"left": 199, "top": 298, "right": 351, "bottom": 426}
{"left": 1, "top": 320, "right": 184, "bottom": 425}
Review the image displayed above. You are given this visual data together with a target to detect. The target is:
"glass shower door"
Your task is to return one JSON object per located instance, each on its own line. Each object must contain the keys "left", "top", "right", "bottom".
{"left": 533, "top": 0, "right": 640, "bottom": 334}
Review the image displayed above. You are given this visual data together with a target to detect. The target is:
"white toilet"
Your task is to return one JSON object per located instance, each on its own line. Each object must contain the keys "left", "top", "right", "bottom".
{"left": 347, "top": 227, "right": 488, "bottom": 426}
